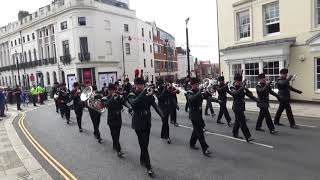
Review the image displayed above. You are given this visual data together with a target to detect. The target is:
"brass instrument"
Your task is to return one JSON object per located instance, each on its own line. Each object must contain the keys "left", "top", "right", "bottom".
{"left": 80, "top": 86, "right": 106, "bottom": 114}
{"left": 291, "top": 74, "right": 298, "bottom": 81}
{"left": 200, "top": 78, "right": 216, "bottom": 94}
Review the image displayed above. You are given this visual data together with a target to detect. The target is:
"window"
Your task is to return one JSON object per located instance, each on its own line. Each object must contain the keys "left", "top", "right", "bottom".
{"left": 61, "top": 21, "right": 68, "bottom": 30}
{"left": 144, "top": 59, "right": 146, "bottom": 68}
{"left": 78, "top": 17, "right": 86, "bottom": 26}
{"left": 150, "top": 45, "right": 152, "bottom": 53}
{"left": 33, "top": 49, "right": 37, "bottom": 61}
{"left": 263, "top": 61, "right": 279, "bottom": 83}
{"left": 231, "top": 64, "right": 241, "bottom": 81}
{"left": 104, "top": 20, "right": 111, "bottom": 29}
{"left": 264, "top": 2, "right": 280, "bottom": 34}
{"left": 40, "top": 31, "right": 42, "bottom": 38}
{"left": 143, "top": 43, "right": 145, "bottom": 52}
{"left": 28, "top": 50, "right": 32, "bottom": 61}
{"left": 27, "top": 35, "right": 30, "bottom": 41}
{"left": 47, "top": 72, "right": 51, "bottom": 85}
{"left": 151, "top": 59, "right": 153, "bottom": 68}
{"left": 316, "top": 58, "right": 320, "bottom": 89}
{"left": 125, "top": 43, "right": 130, "bottom": 55}
{"left": 142, "top": 28, "right": 144, "bottom": 37}
{"left": 106, "top": 41, "right": 112, "bottom": 55}
{"left": 79, "top": 37, "right": 88, "bottom": 54}
{"left": 245, "top": 63, "right": 259, "bottom": 88}
{"left": 11, "top": 41, "right": 13, "bottom": 47}
{"left": 15, "top": 40, "right": 17, "bottom": 46}
{"left": 316, "top": 0, "right": 320, "bottom": 25}
{"left": 18, "top": 38, "right": 21, "bottom": 44}
{"left": 32, "top": 33, "right": 35, "bottom": 40}
{"left": 23, "top": 52, "right": 27, "bottom": 62}
{"left": 237, "top": 10, "right": 250, "bottom": 39}
{"left": 45, "top": 29, "right": 49, "bottom": 36}
{"left": 23, "top": 37, "right": 25, "bottom": 43}
{"left": 52, "top": 26, "right": 55, "bottom": 34}
{"left": 149, "top": 31, "right": 152, "bottom": 39}
{"left": 62, "top": 40, "right": 70, "bottom": 56}
{"left": 46, "top": 45, "right": 50, "bottom": 58}
{"left": 124, "top": 24, "right": 129, "bottom": 32}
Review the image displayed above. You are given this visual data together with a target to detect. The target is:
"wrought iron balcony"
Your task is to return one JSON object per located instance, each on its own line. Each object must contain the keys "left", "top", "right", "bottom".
{"left": 78, "top": 52, "right": 90, "bottom": 62}
{"left": 49, "top": 57, "right": 57, "bottom": 64}
{"left": 42, "top": 59, "right": 49, "bottom": 65}
{"left": 60, "top": 54, "right": 71, "bottom": 65}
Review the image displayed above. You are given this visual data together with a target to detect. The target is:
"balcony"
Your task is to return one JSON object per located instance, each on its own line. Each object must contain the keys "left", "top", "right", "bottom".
{"left": 49, "top": 57, "right": 57, "bottom": 64}
{"left": 78, "top": 52, "right": 90, "bottom": 62}
{"left": 42, "top": 59, "right": 49, "bottom": 65}
{"left": 60, "top": 54, "right": 71, "bottom": 65}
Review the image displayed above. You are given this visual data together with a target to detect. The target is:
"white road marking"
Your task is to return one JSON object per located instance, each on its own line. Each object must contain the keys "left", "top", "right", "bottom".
{"left": 178, "top": 124, "right": 274, "bottom": 149}
{"left": 296, "top": 124, "right": 317, "bottom": 128}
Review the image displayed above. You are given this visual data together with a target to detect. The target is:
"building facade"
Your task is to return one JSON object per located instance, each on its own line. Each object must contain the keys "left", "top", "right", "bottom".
{"left": 176, "top": 47, "right": 194, "bottom": 79}
{"left": 0, "top": 0, "right": 177, "bottom": 90}
{"left": 218, "top": 0, "right": 320, "bottom": 101}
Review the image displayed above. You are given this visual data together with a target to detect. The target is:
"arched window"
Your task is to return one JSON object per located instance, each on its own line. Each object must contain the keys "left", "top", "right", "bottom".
{"left": 29, "top": 50, "right": 32, "bottom": 62}
{"left": 53, "top": 71, "right": 57, "bottom": 83}
{"left": 46, "top": 72, "right": 51, "bottom": 85}
{"left": 33, "top": 49, "right": 37, "bottom": 61}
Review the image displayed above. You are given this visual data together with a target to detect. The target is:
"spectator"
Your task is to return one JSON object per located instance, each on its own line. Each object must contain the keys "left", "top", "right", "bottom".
{"left": 14, "top": 85, "right": 23, "bottom": 111}
{"left": 21, "top": 87, "right": 29, "bottom": 107}
{"left": 0, "top": 87, "right": 6, "bottom": 118}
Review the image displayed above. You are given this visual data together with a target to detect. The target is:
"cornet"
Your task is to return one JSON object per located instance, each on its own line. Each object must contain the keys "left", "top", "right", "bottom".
{"left": 291, "top": 74, "right": 298, "bottom": 81}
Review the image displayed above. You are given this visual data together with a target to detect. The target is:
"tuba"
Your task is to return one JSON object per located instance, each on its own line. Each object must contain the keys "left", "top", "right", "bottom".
{"left": 201, "top": 78, "right": 215, "bottom": 94}
{"left": 80, "top": 86, "right": 106, "bottom": 114}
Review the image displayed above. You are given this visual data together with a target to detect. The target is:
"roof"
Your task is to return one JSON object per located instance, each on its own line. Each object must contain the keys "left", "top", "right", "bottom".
{"left": 100, "top": 0, "right": 129, "bottom": 9}
{"left": 221, "top": 37, "right": 296, "bottom": 51}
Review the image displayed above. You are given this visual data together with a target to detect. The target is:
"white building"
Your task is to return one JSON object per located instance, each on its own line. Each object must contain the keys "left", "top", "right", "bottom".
{"left": 0, "top": 0, "right": 164, "bottom": 90}
{"left": 176, "top": 47, "right": 194, "bottom": 79}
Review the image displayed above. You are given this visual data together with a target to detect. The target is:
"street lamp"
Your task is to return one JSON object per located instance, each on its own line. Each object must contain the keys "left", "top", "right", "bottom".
{"left": 185, "top": 17, "right": 191, "bottom": 78}
{"left": 14, "top": 51, "right": 21, "bottom": 86}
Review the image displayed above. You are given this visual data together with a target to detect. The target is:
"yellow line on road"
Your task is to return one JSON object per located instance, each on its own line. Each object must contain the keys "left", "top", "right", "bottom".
{"left": 18, "top": 113, "right": 77, "bottom": 180}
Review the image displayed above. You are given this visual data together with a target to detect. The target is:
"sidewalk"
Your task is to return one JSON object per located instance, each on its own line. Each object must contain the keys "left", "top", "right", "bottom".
{"left": 0, "top": 104, "right": 52, "bottom": 180}
{"left": 177, "top": 93, "right": 320, "bottom": 118}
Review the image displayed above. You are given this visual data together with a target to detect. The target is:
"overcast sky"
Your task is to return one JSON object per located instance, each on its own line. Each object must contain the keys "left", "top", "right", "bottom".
{"left": 0, "top": 0, "right": 219, "bottom": 62}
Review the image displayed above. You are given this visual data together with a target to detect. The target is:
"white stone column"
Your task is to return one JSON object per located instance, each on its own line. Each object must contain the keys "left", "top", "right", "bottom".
{"left": 259, "top": 60, "right": 263, "bottom": 74}
{"left": 241, "top": 61, "right": 245, "bottom": 79}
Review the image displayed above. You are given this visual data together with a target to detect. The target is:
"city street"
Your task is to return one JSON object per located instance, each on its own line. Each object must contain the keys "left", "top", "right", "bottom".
{"left": 13, "top": 104, "right": 320, "bottom": 180}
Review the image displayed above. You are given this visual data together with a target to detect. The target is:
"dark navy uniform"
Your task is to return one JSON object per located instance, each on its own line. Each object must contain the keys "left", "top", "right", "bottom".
{"left": 128, "top": 87, "right": 164, "bottom": 174}
{"left": 230, "top": 77, "right": 259, "bottom": 141}
{"left": 274, "top": 69, "right": 302, "bottom": 128}
{"left": 156, "top": 83, "right": 171, "bottom": 141}
{"left": 256, "top": 80, "right": 279, "bottom": 133}
{"left": 58, "top": 86, "right": 71, "bottom": 123}
{"left": 216, "top": 79, "right": 232, "bottom": 125}
{"left": 104, "top": 92, "right": 131, "bottom": 155}
{"left": 88, "top": 91, "right": 103, "bottom": 143}
{"left": 71, "top": 87, "right": 84, "bottom": 131}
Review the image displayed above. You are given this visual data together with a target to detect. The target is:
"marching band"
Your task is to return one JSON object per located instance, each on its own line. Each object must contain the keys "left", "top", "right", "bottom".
{"left": 51, "top": 68, "right": 302, "bottom": 177}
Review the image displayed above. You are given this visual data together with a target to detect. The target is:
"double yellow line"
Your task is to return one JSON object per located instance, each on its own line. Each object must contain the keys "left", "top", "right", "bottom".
{"left": 18, "top": 113, "right": 78, "bottom": 180}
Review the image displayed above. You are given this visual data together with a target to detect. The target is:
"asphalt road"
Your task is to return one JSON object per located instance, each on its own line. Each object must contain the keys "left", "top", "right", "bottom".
{"left": 14, "top": 104, "right": 320, "bottom": 180}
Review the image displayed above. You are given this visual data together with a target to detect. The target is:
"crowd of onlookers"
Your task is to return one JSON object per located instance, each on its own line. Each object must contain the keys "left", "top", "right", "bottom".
{"left": 0, "top": 84, "right": 47, "bottom": 119}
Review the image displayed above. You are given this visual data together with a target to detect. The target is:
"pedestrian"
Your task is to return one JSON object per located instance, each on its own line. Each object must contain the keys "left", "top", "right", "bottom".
{"left": 88, "top": 85, "right": 103, "bottom": 143}
{"left": 255, "top": 73, "right": 279, "bottom": 135}
{"left": 215, "top": 75, "right": 233, "bottom": 127}
{"left": 14, "top": 85, "right": 23, "bottom": 111}
{"left": 184, "top": 78, "right": 191, "bottom": 112}
{"left": 104, "top": 83, "right": 131, "bottom": 157}
{"left": 31, "top": 84, "right": 38, "bottom": 107}
{"left": 229, "top": 73, "right": 259, "bottom": 142}
{"left": 274, "top": 69, "right": 302, "bottom": 129}
{"left": 186, "top": 77, "right": 212, "bottom": 157}
{"left": 20, "top": 87, "right": 29, "bottom": 107}
{"left": 0, "top": 87, "right": 6, "bottom": 118}
{"left": 101, "top": 83, "right": 107, "bottom": 96}
{"left": 52, "top": 82, "right": 60, "bottom": 113}
{"left": 71, "top": 82, "right": 84, "bottom": 132}
{"left": 128, "top": 76, "right": 164, "bottom": 177}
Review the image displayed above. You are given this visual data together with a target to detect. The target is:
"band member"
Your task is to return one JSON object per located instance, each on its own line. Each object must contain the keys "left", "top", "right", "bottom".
{"left": 230, "top": 73, "right": 258, "bottom": 142}
{"left": 102, "top": 83, "right": 108, "bottom": 96}
{"left": 128, "top": 77, "right": 164, "bottom": 177}
{"left": 184, "top": 78, "right": 191, "bottom": 112}
{"left": 122, "top": 78, "right": 132, "bottom": 96}
{"left": 156, "top": 79, "right": 172, "bottom": 144}
{"left": 14, "top": 85, "right": 23, "bottom": 111}
{"left": 168, "top": 80, "right": 179, "bottom": 126}
{"left": 204, "top": 86, "right": 215, "bottom": 116}
{"left": 58, "top": 83, "right": 71, "bottom": 124}
{"left": 274, "top": 69, "right": 302, "bottom": 129}
{"left": 104, "top": 83, "right": 131, "bottom": 157}
{"left": 88, "top": 85, "right": 103, "bottom": 143}
{"left": 256, "top": 73, "right": 279, "bottom": 134}
{"left": 186, "top": 77, "right": 212, "bottom": 157}
{"left": 215, "top": 75, "right": 232, "bottom": 126}
{"left": 72, "top": 82, "right": 84, "bottom": 132}
{"left": 52, "top": 82, "right": 60, "bottom": 113}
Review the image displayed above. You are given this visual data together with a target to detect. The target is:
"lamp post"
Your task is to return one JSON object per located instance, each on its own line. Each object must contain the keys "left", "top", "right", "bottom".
{"left": 14, "top": 51, "right": 21, "bottom": 86}
{"left": 20, "top": 31, "right": 27, "bottom": 89}
{"left": 185, "top": 17, "right": 191, "bottom": 78}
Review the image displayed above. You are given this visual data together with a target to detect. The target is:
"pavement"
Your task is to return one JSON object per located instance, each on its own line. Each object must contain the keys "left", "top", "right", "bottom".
{"left": 0, "top": 104, "right": 52, "bottom": 180}
{"left": 13, "top": 99, "right": 320, "bottom": 180}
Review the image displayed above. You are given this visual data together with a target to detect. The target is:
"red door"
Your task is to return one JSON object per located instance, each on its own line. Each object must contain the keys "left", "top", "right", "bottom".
{"left": 83, "top": 69, "right": 92, "bottom": 86}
